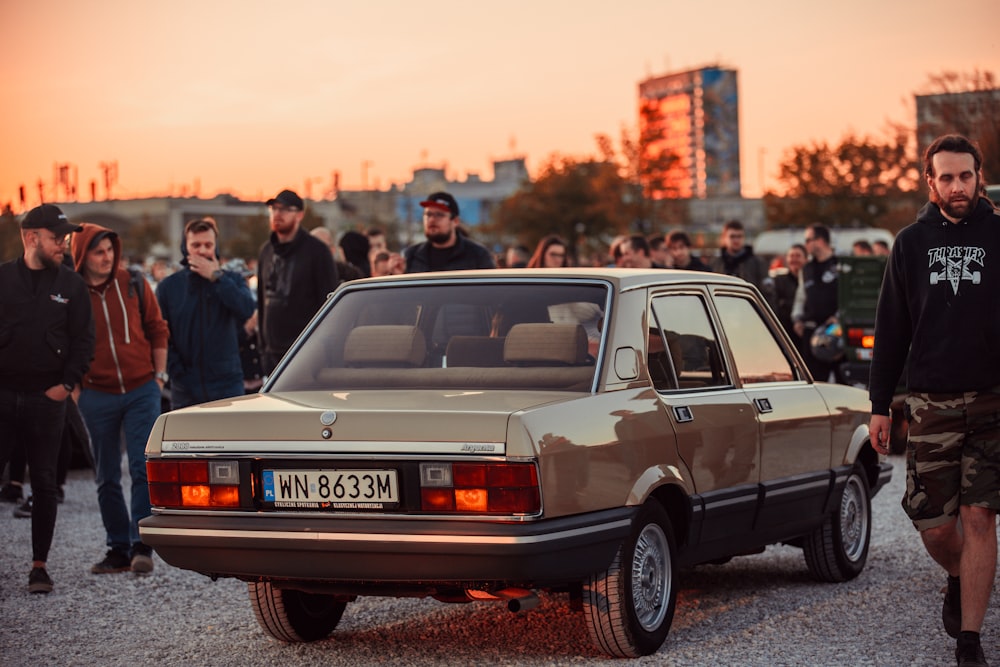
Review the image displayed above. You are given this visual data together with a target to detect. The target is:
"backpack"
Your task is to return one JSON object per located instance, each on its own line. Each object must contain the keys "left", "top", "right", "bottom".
{"left": 126, "top": 267, "right": 147, "bottom": 320}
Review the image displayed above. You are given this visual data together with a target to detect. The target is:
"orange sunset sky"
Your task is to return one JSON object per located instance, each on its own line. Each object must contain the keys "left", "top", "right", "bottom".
{"left": 2, "top": 0, "right": 998, "bottom": 211}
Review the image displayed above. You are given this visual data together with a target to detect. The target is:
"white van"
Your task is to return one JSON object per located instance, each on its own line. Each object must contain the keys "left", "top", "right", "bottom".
{"left": 752, "top": 227, "right": 895, "bottom": 259}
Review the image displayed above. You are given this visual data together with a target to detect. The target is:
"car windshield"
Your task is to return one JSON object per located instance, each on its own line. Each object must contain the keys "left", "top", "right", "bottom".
{"left": 268, "top": 281, "right": 609, "bottom": 392}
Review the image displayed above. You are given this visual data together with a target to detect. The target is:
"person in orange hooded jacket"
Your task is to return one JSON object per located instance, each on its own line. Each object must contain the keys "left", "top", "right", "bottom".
{"left": 71, "top": 223, "right": 169, "bottom": 576}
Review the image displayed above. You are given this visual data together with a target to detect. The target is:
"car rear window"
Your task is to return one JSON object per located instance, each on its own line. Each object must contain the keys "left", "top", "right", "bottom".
{"left": 268, "top": 282, "right": 608, "bottom": 392}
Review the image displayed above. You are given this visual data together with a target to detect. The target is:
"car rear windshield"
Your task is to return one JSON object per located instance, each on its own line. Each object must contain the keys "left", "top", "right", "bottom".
{"left": 268, "top": 281, "right": 608, "bottom": 392}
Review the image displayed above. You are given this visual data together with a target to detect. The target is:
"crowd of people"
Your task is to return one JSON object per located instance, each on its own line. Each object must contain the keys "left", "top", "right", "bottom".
{"left": 2, "top": 132, "right": 998, "bottom": 667}
{"left": 0, "top": 187, "right": 890, "bottom": 590}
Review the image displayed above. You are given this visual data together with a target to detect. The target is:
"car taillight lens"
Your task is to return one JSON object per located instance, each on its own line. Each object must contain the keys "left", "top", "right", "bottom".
{"left": 419, "top": 462, "right": 540, "bottom": 514}
{"left": 846, "top": 327, "right": 875, "bottom": 349}
{"left": 147, "top": 460, "right": 240, "bottom": 509}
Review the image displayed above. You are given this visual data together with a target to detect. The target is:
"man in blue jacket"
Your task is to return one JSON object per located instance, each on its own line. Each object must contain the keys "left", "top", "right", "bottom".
{"left": 156, "top": 217, "right": 256, "bottom": 408}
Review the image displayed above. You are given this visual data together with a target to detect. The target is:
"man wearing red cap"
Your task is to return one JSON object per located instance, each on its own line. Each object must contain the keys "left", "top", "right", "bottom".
{"left": 403, "top": 192, "right": 495, "bottom": 273}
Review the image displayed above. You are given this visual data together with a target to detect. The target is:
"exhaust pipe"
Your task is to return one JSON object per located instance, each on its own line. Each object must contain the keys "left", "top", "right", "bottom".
{"left": 464, "top": 587, "right": 540, "bottom": 612}
{"left": 505, "top": 592, "right": 539, "bottom": 613}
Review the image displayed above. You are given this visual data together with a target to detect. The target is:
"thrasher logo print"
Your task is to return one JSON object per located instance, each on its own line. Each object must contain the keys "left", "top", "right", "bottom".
{"left": 927, "top": 246, "right": 985, "bottom": 294}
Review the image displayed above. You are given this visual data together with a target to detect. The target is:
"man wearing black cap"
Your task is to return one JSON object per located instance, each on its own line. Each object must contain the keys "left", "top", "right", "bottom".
{"left": 403, "top": 191, "right": 495, "bottom": 273}
{"left": 0, "top": 204, "right": 95, "bottom": 594}
{"left": 257, "top": 189, "right": 338, "bottom": 374}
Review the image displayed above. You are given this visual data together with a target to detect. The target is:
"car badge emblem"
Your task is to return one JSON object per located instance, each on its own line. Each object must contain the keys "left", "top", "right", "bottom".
{"left": 319, "top": 411, "right": 337, "bottom": 426}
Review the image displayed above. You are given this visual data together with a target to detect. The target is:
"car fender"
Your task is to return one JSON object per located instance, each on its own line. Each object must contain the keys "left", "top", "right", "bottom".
{"left": 626, "top": 464, "right": 691, "bottom": 506}
{"left": 843, "top": 422, "right": 871, "bottom": 465}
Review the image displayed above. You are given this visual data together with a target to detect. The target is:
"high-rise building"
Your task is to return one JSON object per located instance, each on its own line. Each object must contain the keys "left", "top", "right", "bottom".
{"left": 638, "top": 65, "right": 741, "bottom": 199}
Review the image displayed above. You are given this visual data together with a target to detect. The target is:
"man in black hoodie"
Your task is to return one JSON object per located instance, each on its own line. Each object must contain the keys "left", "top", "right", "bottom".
{"left": 257, "top": 190, "right": 338, "bottom": 375}
{"left": 869, "top": 134, "right": 1000, "bottom": 667}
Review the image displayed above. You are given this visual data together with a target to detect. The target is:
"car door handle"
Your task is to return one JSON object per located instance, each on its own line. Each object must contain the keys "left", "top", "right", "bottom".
{"left": 754, "top": 397, "right": 773, "bottom": 413}
{"left": 672, "top": 405, "right": 694, "bottom": 423}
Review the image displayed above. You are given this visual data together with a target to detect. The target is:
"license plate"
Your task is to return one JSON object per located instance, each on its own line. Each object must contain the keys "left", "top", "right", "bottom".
{"left": 262, "top": 469, "right": 398, "bottom": 509}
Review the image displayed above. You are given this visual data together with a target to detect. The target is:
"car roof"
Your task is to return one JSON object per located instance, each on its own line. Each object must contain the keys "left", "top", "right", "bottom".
{"left": 346, "top": 268, "right": 752, "bottom": 293}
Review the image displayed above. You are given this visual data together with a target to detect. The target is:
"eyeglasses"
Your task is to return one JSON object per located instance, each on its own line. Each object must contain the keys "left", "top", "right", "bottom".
{"left": 268, "top": 204, "right": 300, "bottom": 214}
{"left": 38, "top": 231, "right": 70, "bottom": 246}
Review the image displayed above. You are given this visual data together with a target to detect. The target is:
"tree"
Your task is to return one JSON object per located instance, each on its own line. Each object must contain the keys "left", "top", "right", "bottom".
{"left": 596, "top": 113, "right": 686, "bottom": 234}
{"left": 765, "top": 130, "right": 923, "bottom": 233}
{"left": 489, "top": 154, "right": 630, "bottom": 261}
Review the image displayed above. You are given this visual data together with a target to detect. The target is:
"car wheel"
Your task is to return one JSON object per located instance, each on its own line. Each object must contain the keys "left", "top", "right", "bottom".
{"left": 803, "top": 467, "right": 871, "bottom": 582}
{"left": 583, "top": 502, "right": 677, "bottom": 658}
{"left": 248, "top": 581, "right": 347, "bottom": 642}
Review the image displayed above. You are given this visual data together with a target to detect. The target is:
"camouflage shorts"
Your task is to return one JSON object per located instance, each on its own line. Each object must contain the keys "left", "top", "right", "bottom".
{"left": 903, "top": 386, "right": 1000, "bottom": 531}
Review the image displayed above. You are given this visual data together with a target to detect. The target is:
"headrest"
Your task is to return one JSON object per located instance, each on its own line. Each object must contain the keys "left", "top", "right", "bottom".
{"left": 504, "top": 323, "right": 588, "bottom": 366}
{"left": 343, "top": 325, "right": 427, "bottom": 367}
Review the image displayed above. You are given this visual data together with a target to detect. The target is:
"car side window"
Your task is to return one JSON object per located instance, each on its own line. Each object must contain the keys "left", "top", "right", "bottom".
{"left": 649, "top": 294, "right": 730, "bottom": 391}
{"left": 714, "top": 295, "right": 796, "bottom": 384}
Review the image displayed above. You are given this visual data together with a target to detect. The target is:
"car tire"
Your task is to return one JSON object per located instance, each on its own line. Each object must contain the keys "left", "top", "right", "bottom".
{"left": 803, "top": 467, "right": 871, "bottom": 582}
{"left": 248, "top": 581, "right": 347, "bottom": 642}
{"left": 583, "top": 502, "right": 677, "bottom": 658}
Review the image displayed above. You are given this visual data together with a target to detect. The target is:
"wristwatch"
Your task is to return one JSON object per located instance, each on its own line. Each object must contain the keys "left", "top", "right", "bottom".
{"left": 210, "top": 269, "right": 224, "bottom": 282}
{"left": 155, "top": 371, "right": 169, "bottom": 383}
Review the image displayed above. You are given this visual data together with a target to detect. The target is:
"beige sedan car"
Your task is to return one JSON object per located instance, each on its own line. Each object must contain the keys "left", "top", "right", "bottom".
{"left": 139, "top": 269, "right": 890, "bottom": 658}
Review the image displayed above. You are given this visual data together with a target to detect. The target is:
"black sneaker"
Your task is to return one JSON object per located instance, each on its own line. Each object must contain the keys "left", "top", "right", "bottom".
{"left": 0, "top": 483, "right": 23, "bottom": 503}
{"left": 90, "top": 549, "right": 131, "bottom": 574}
{"left": 13, "top": 496, "right": 32, "bottom": 518}
{"left": 130, "top": 543, "right": 154, "bottom": 574}
{"left": 956, "top": 633, "right": 988, "bottom": 667}
{"left": 28, "top": 567, "right": 53, "bottom": 594}
{"left": 944, "top": 575, "right": 962, "bottom": 639}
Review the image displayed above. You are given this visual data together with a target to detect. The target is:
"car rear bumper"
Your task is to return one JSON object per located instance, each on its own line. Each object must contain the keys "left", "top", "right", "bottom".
{"left": 139, "top": 508, "right": 634, "bottom": 584}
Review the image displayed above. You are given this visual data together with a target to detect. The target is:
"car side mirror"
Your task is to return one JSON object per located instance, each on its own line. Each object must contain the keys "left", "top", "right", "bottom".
{"left": 614, "top": 347, "right": 639, "bottom": 380}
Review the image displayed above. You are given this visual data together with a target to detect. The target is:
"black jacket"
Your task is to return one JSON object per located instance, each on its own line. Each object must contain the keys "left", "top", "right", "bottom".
{"left": 869, "top": 198, "right": 1000, "bottom": 414}
{"left": 799, "top": 255, "right": 838, "bottom": 325}
{"left": 0, "top": 258, "right": 95, "bottom": 392}
{"left": 403, "top": 236, "right": 495, "bottom": 273}
{"left": 257, "top": 227, "right": 339, "bottom": 369}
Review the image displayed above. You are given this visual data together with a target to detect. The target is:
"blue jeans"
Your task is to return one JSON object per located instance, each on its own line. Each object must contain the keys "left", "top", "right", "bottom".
{"left": 0, "top": 387, "right": 66, "bottom": 563}
{"left": 78, "top": 380, "right": 160, "bottom": 553}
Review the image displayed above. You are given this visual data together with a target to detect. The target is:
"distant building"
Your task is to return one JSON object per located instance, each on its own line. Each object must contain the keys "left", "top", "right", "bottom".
{"left": 395, "top": 158, "right": 529, "bottom": 240}
{"left": 638, "top": 65, "right": 741, "bottom": 199}
{"left": 916, "top": 88, "right": 1000, "bottom": 161}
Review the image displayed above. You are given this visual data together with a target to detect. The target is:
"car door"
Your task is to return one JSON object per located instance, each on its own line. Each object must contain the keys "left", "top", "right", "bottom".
{"left": 711, "top": 288, "right": 834, "bottom": 539}
{"left": 648, "top": 290, "right": 760, "bottom": 558}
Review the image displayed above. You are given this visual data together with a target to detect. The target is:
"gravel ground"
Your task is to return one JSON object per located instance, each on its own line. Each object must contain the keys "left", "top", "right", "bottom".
{"left": 1, "top": 454, "right": 997, "bottom": 666}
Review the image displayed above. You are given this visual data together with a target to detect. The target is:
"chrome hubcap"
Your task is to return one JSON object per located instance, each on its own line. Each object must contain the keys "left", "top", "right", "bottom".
{"left": 631, "top": 523, "right": 670, "bottom": 631}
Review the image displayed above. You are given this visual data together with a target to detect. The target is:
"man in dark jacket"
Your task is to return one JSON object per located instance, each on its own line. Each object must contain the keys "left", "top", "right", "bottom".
{"left": 709, "top": 220, "right": 768, "bottom": 289}
{"left": 156, "top": 217, "right": 255, "bottom": 408}
{"left": 793, "top": 224, "right": 839, "bottom": 381}
{"left": 257, "top": 189, "right": 339, "bottom": 374}
{"left": 0, "top": 204, "right": 95, "bottom": 594}
{"left": 869, "top": 134, "right": 1000, "bottom": 667}
{"left": 403, "top": 192, "right": 495, "bottom": 273}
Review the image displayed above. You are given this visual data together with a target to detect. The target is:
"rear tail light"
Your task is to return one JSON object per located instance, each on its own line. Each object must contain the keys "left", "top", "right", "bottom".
{"left": 846, "top": 327, "right": 875, "bottom": 349}
{"left": 419, "top": 462, "right": 540, "bottom": 514}
{"left": 147, "top": 460, "right": 240, "bottom": 509}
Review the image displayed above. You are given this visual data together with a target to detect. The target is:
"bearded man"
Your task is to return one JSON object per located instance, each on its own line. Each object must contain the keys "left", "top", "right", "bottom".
{"left": 869, "top": 134, "right": 1000, "bottom": 667}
